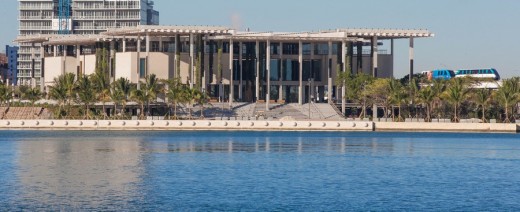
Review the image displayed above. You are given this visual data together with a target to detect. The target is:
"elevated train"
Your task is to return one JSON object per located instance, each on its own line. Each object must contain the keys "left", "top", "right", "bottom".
{"left": 423, "top": 68, "right": 501, "bottom": 81}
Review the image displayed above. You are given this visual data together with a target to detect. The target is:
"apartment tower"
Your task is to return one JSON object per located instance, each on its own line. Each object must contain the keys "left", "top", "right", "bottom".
{"left": 18, "top": 0, "right": 159, "bottom": 87}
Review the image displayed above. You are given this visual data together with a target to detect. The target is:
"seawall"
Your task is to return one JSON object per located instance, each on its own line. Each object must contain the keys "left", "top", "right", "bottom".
{"left": 375, "top": 122, "right": 519, "bottom": 133}
{"left": 0, "top": 120, "right": 374, "bottom": 131}
{"left": 0, "top": 120, "right": 517, "bottom": 133}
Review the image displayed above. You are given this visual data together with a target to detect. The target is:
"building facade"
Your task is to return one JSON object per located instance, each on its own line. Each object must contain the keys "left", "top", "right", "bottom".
{"left": 16, "top": 26, "right": 434, "bottom": 112}
{"left": 5, "top": 46, "right": 20, "bottom": 85}
{"left": 17, "top": 0, "right": 159, "bottom": 87}
{"left": 0, "top": 53, "right": 7, "bottom": 84}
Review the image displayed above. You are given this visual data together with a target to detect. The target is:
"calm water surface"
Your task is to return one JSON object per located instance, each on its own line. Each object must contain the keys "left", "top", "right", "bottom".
{"left": 0, "top": 131, "right": 519, "bottom": 211}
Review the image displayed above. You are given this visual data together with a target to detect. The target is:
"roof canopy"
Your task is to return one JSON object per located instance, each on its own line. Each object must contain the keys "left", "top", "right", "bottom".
{"left": 14, "top": 25, "right": 434, "bottom": 45}
{"left": 101, "top": 25, "right": 235, "bottom": 36}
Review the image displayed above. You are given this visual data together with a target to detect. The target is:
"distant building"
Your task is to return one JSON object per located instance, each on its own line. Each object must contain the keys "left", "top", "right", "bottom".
{"left": 17, "top": 0, "right": 159, "bottom": 88}
{"left": 6, "top": 46, "right": 19, "bottom": 85}
{"left": 0, "top": 53, "right": 7, "bottom": 83}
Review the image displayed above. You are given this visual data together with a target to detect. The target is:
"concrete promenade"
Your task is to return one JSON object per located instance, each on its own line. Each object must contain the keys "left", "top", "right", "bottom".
{"left": 0, "top": 120, "right": 518, "bottom": 133}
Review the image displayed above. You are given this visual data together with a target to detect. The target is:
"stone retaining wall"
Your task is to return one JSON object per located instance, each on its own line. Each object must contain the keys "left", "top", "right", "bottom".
{"left": 375, "top": 122, "right": 519, "bottom": 133}
{"left": 0, "top": 120, "right": 517, "bottom": 133}
{"left": 0, "top": 120, "right": 374, "bottom": 131}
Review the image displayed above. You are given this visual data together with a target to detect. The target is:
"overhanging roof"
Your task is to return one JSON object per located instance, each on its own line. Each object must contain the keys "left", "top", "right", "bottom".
{"left": 332, "top": 28, "right": 435, "bottom": 39}
{"left": 14, "top": 26, "right": 434, "bottom": 45}
{"left": 102, "top": 25, "right": 235, "bottom": 36}
{"left": 213, "top": 31, "right": 363, "bottom": 42}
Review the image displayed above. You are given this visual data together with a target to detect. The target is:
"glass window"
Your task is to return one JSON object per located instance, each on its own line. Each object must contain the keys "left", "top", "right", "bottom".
{"left": 270, "top": 59, "right": 280, "bottom": 81}
{"left": 283, "top": 59, "right": 299, "bottom": 81}
{"left": 139, "top": 58, "right": 146, "bottom": 78}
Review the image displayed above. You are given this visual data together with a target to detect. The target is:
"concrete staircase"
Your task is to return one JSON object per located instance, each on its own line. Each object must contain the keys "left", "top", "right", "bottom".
{"left": 295, "top": 103, "right": 345, "bottom": 120}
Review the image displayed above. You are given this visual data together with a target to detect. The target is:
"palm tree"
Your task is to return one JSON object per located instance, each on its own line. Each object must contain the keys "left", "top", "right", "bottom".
{"left": 431, "top": 79, "right": 447, "bottom": 120}
{"left": 48, "top": 76, "right": 68, "bottom": 118}
{"left": 25, "top": 88, "right": 42, "bottom": 107}
{"left": 417, "top": 86, "right": 436, "bottom": 122}
{"left": 143, "top": 74, "right": 161, "bottom": 117}
{"left": 388, "top": 79, "right": 407, "bottom": 122}
{"left": 178, "top": 86, "right": 196, "bottom": 119}
{"left": 165, "top": 77, "right": 182, "bottom": 119}
{"left": 112, "top": 77, "right": 132, "bottom": 117}
{"left": 194, "top": 89, "right": 210, "bottom": 118}
{"left": 110, "top": 86, "right": 124, "bottom": 118}
{"left": 60, "top": 73, "right": 77, "bottom": 116}
{"left": 0, "top": 83, "right": 13, "bottom": 107}
{"left": 443, "top": 78, "right": 469, "bottom": 122}
{"left": 473, "top": 89, "right": 492, "bottom": 123}
{"left": 91, "top": 70, "right": 111, "bottom": 118}
{"left": 130, "top": 88, "right": 147, "bottom": 120}
{"left": 75, "top": 75, "right": 96, "bottom": 119}
{"left": 16, "top": 85, "right": 31, "bottom": 106}
{"left": 495, "top": 77, "right": 520, "bottom": 123}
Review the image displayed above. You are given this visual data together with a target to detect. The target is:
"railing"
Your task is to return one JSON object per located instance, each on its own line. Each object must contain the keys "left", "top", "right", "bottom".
{"left": 19, "top": 6, "right": 54, "bottom": 10}
{"left": 73, "top": 16, "right": 140, "bottom": 20}
{"left": 311, "top": 102, "right": 325, "bottom": 120}
{"left": 330, "top": 102, "right": 345, "bottom": 118}
{"left": 19, "top": 26, "right": 52, "bottom": 30}
{"left": 19, "top": 16, "right": 56, "bottom": 20}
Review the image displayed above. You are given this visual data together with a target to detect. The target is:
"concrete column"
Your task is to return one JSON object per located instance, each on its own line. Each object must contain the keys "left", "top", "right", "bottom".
{"left": 372, "top": 36, "right": 378, "bottom": 78}
{"left": 146, "top": 33, "right": 150, "bottom": 55}
{"left": 137, "top": 36, "right": 141, "bottom": 87}
{"left": 266, "top": 40, "right": 271, "bottom": 111}
{"left": 327, "top": 41, "right": 333, "bottom": 103}
{"left": 53, "top": 45, "right": 57, "bottom": 57}
{"left": 158, "top": 36, "right": 163, "bottom": 52}
{"left": 341, "top": 41, "right": 347, "bottom": 114}
{"left": 372, "top": 37, "right": 379, "bottom": 120}
{"left": 310, "top": 42, "right": 315, "bottom": 103}
{"left": 31, "top": 43, "right": 35, "bottom": 85}
{"left": 298, "top": 40, "right": 303, "bottom": 105}
{"left": 391, "top": 38, "right": 394, "bottom": 56}
{"left": 229, "top": 40, "right": 234, "bottom": 106}
{"left": 279, "top": 42, "right": 283, "bottom": 102}
{"left": 189, "top": 33, "right": 194, "bottom": 88}
{"left": 238, "top": 41, "right": 243, "bottom": 100}
{"left": 123, "top": 37, "right": 126, "bottom": 53}
{"left": 409, "top": 37, "right": 414, "bottom": 82}
{"left": 63, "top": 45, "right": 67, "bottom": 57}
{"left": 76, "top": 45, "right": 81, "bottom": 77}
{"left": 40, "top": 45, "right": 45, "bottom": 91}
{"left": 109, "top": 41, "right": 115, "bottom": 82}
{"left": 203, "top": 36, "right": 208, "bottom": 91}
{"left": 174, "top": 34, "right": 180, "bottom": 78}
{"left": 255, "top": 40, "right": 260, "bottom": 101}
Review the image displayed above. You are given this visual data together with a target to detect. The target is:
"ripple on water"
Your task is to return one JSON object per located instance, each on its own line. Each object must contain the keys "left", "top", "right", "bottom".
{"left": 0, "top": 131, "right": 519, "bottom": 210}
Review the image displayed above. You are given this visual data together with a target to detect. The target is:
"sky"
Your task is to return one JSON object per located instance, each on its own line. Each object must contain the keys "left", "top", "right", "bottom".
{"left": 1, "top": 0, "right": 519, "bottom": 78}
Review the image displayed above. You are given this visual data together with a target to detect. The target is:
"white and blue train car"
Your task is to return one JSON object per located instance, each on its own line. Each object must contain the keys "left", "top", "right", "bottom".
{"left": 455, "top": 68, "right": 501, "bottom": 80}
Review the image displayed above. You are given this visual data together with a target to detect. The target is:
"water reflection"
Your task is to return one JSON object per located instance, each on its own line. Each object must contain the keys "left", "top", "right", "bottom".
{"left": 15, "top": 136, "right": 147, "bottom": 210}
{"left": 160, "top": 138, "right": 395, "bottom": 154}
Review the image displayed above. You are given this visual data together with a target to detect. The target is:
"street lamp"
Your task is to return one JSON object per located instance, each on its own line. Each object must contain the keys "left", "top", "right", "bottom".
{"left": 308, "top": 78, "right": 314, "bottom": 120}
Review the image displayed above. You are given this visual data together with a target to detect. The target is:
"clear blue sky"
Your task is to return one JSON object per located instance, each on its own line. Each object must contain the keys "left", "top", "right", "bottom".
{"left": 2, "top": 0, "right": 519, "bottom": 78}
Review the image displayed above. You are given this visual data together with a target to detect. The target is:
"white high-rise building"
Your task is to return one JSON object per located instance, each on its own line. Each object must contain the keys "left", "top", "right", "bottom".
{"left": 17, "top": 0, "right": 159, "bottom": 87}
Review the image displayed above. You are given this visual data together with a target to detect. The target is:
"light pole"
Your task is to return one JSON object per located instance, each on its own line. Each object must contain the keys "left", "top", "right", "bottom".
{"left": 308, "top": 78, "right": 314, "bottom": 120}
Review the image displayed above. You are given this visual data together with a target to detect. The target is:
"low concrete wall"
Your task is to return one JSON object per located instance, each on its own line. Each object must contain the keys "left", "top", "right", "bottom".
{"left": 375, "top": 122, "right": 519, "bottom": 133}
{"left": 0, "top": 120, "right": 374, "bottom": 132}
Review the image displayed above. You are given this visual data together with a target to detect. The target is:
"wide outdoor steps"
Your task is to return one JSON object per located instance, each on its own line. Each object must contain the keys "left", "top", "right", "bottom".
{"left": 1, "top": 107, "right": 48, "bottom": 120}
